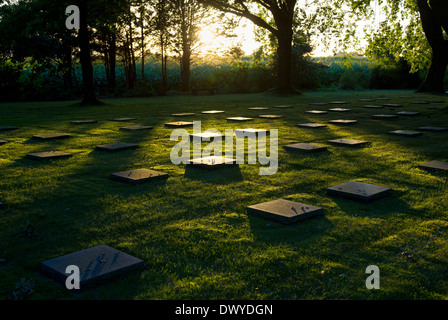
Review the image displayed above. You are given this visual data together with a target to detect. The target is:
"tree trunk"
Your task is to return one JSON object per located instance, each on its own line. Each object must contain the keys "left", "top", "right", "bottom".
{"left": 107, "top": 33, "right": 117, "bottom": 94}
{"left": 418, "top": 42, "right": 448, "bottom": 93}
{"left": 275, "top": 24, "right": 296, "bottom": 94}
{"left": 77, "top": 0, "right": 98, "bottom": 105}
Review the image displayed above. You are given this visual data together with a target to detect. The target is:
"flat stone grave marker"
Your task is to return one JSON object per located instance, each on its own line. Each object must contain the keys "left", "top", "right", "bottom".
{"left": 329, "top": 108, "right": 351, "bottom": 112}
{"left": 0, "top": 140, "right": 7, "bottom": 145}
{"left": 418, "top": 126, "right": 448, "bottom": 132}
{"left": 0, "top": 126, "right": 18, "bottom": 131}
{"left": 327, "top": 181, "right": 393, "bottom": 203}
{"left": 187, "top": 156, "right": 237, "bottom": 170}
{"left": 396, "top": 111, "right": 420, "bottom": 116}
{"left": 120, "top": 125, "right": 153, "bottom": 131}
{"left": 235, "top": 128, "right": 269, "bottom": 136}
{"left": 329, "top": 101, "right": 349, "bottom": 104}
{"left": 111, "top": 118, "right": 137, "bottom": 122}
{"left": 259, "top": 115, "right": 282, "bottom": 119}
{"left": 248, "top": 107, "right": 269, "bottom": 110}
{"left": 297, "top": 123, "right": 327, "bottom": 129}
{"left": 411, "top": 101, "right": 429, "bottom": 104}
{"left": 26, "top": 151, "right": 73, "bottom": 161}
{"left": 273, "top": 105, "right": 293, "bottom": 109}
{"left": 305, "top": 110, "right": 328, "bottom": 115}
{"left": 165, "top": 122, "right": 194, "bottom": 128}
{"left": 309, "top": 103, "right": 328, "bottom": 106}
{"left": 202, "top": 110, "right": 225, "bottom": 114}
{"left": 190, "top": 132, "right": 225, "bottom": 140}
{"left": 383, "top": 104, "right": 402, "bottom": 107}
{"left": 328, "top": 139, "right": 368, "bottom": 147}
{"left": 284, "top": 143, "right": 327, "bottom": 153}
{"left": 427, "top": 100, "right": 445, "bottom": 103}
{"left": 418, "top": 160, "right": 448, "bottom": 173}
{"left": 328, "top": 119, "right": 358, "bottom": 125}
{"left": 171, "top": 113, "right": 195, "bottom": 117}
{"left": 359, "top": 99, "right": 376, "bottom": 102}
{"left": 110, "top": 168, "right": 169, "bottom": 185}
{"left": 246, "top": 199, "right": 323, "bottom": 225}
{"left": 388, "top": 130, "right": 422, "bottom": 137}
{"left": 96, "top": 142, "right": 139, "bottom": 152}
{"left": 372, "top": 114, "right": 399, "bottom": 120}
{"left": 376, "top": 98, "right": 391, "bottom": 101}
{"left": 227, "top": 117, "right": 253, "bottom": 122}
{"left": 0, "top": 202, "right": 3, "bottom": 209}
{"left": 40, "top": 245, "right": 145, "bottom": 287}
{"left": 70, "top": 120, "right": 98, "bottom": 124}
{"left": 363, "top": 105, "right": 384, "bottom": 109}
{"left": 32, "top": 133, "right": 70, "bottom": 141}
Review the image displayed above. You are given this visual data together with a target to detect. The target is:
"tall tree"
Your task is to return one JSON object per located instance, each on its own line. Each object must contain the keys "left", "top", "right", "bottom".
{"left": 200, "top": 0, "right": 298, "bottom": 94}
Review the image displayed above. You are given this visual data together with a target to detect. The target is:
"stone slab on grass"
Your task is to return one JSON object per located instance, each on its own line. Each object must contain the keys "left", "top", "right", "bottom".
{"left": 388, "top": 130, "right": 423, "bottom": 137}
{"left": 120, "top": 126, "right": 153, "bottom": 131}
{"left": 226, "top": 117, "right": 254, "bottom": 122}
{"left": 283, "top": 143, "right": 327, "bottom": 153}
{"left": 95, "top": 142, "right": 139, "bottom": 152}
{"left": 418, "top": 161, "right": 448, "bottom": 173}
{"left": 0, "top": 126, "right": 18, "bottom": 131}
{"left": 110, "top": 168, "right": 169, "bottom": 185}
{"left": 187, "top": 156, "right": 237, "bottom": 170}
{"left": 328, "top": 139, "right": 368, "bottom": 147}
{"left": 247, "top": 199, "right": 323, "bottom": 225}
{"left": 328, "top": 120, "right": 358, "bottom": 125}
{"left": 418, "top": 126, "right": 448, "bottom": 132}
{"left": 297, "top": 123, "right": 327, "bottom": 129}
{"left": 165, "top": 122, "right": 194, "bottom": 128}
{"left": 327, "top": 181, "right": 393, "bottom": 203}
{"left": 26, "top": 151, "right": 73, "bottom": 161}
{"left": 32, "top": 133, "right": 70, "bottom": 141}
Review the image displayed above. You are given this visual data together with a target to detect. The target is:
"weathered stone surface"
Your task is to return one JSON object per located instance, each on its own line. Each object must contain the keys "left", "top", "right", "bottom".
{"left": 201, "top": 110, "right": 225, "bottom": 114}
{"left": 32, "top": 133, "right": 70, "bottom": 140}
{"left": 190, "top": 132, "right": 225, "bottom": 140}
{"left": 376, "top": 98, "right": 391, "bottom": 101}
{"left": 328, "top": 139, "right": 368, "bottom": 147}
{"left": 248, "top": 107, "right": 269, "bottom": 110}
{"left": 329, "top": 108, "right": 351, "bottom": 112}
{"left": 328, "top": 120, "right": 358, "bottom": 125}
{"left": 309, "top": 103, "right": 328, "bottom": 106}
{"left": 283, "top": 143, "right": 327, "bottom": 153}
{"left": 411, "top": 101, "right": 429, "bottom": 104}
{"left": 273, "top": 105, "right": 293, "bottom": 109}
{"left": 329, "top": 101, "right": 349, "bottom": 104}
{"left": 383, "top": 104, "right": 402, "bottom": 107}
{"left": 26, "top": 151, "right": 73, "bottom": 161}
{"left": 327, "top": 181, "right": 393, "bottom": 202}
{"left": 164, "top": 122, "right": 194, "bottom": 128}
{"left": 40, "top": 245, "right": 145, "bottom": 287}
{"left": 305, "top": 110, "right": 328, "bottom": 114}
{"left": 297, "top": 123, "right": 327, "bottom": 129}
{"left": 171, "top": 113, "right": 195, "bottom": 117}
{"left": 0, "top": 126, "right": 18, "bottom": 131}
{"left": 247, "top": 199, "right": 323, "bottom": 225}
{"left": 259, "top": 115, "right": 283, "bottom": 119}
{"left": 120, "top": 126, "right": 153, "bottom": 131}
{"left": 363, "top": 105, "right": 384, "bottom": 109}
{"left": 396, "top": 111, "right": 420, "bottom": 116}
{"left": 111, "top": 118, "right": 137, "bottom": 122}
{"left": 418, "top": 161, "right": 448, "bottom": 173}
{"left": 0, "top": 140, "right": 7, "bottom": 145}
{"left": 70, "top": 120, "right": 98, "bottom": 124}
{"left": 234, "top": 128, "right": 269, "bottom": 136}
{"left": 372, "top": 114, "right": 399, "bottom": 119}
{"left": 226, "top": 117, "right": 254, "bottom": 122}
{"left": 95, "top": 142, "right": 139, "bottom": 152}
{"left": 418, "top": 126, "right": 448, "bottom": 132}
{"left": 187, "top": 156, "right": 237, "bottom": 170}
{"left": 388, "top": 130, "right": 422, "bottom": 137}
{"left": 359, "top": 99, "right": 376, "bottom": 102}
{"left": 110, "top": 168, "right": 169, "bottom": 185}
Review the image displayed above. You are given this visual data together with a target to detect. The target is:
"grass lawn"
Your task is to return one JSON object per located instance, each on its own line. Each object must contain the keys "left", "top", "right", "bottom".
{"left": 0, "top": 90, "right": 447, "bottom": 300}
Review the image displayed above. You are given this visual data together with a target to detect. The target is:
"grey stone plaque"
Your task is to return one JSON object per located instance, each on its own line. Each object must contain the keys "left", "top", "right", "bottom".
{"left": 165, "top": 122, "right": 194, "bottom": 128}
{"left": 372, "top": 114, "right": 399, "bottom": 119}
{"left": 383, "top": 104, "right": 402, "bottom": 107}
{"left": 283, "top": 143, "right": 327, "bottom": 153}
{"left": 396, "top": 111, "right": 420, "bottom": 116}
{"left": 0, "top": 126, "right": 18, "bottom": 131}
{"left": 309, "top": 103, "right": 328, "bottom": 106}
{"left": 187, "top": 156, "right": 237, "bottom": 170}
{"left": 388, "top": 130, "right": 422, "bottom": 137}
{"left": 40, "top": 245, "right": 145, "bottom": 287}
{"left": 26, "top": 151, "right": 73, "bottom": 161}
{"left": 329, "top": 101, "right": 349, "bottom": 104}
{"left": 418, "top": 161, "right": 448, "bottom": 173}
{"left": 328, "top": 139, "right": 368, "bottom": 147}
{"left": 376, "top": 98, "right": 391, "bottom": 101}
{"left": 328, "top": 120, "right": 358, "bottom": 125}
{"left": 359, "top": 99, "right": 376, "bottom": 102}
{"left": 70, "top": 120, "right": 98, "bottom": 124}
{"left": 234, "top": 129, "right": 269, "bottom": 136}
{"left": 329, "top": 108, "right": 351, "bottom": 112}
{"left": 259, "top": 115, "right": 282, "bottom": 119}
{"left": 0, "top": 140, "right": 7, "bottom": 145}
{"left": 305, "top": 110, "right": 328, "bottom": 114}
{"left": 120, "top": 126, "right": 153, "bottom": 131}
{"left": 249, "top": 107, "right": 269, "bottom": 110}
{"left": 411, "top": 101, "right": 429, "bottom": 104}
{"left": 0, "top": 202, "right": 3, "bottom": 209}
{"left": 227, "top": 117, "right": 253, "bottom": 122}
{"left": 247, "top": 199, "right": 323, "bottom": 225}
{"left": 363, "top": 105, "right": 383, "bottom": 109}
{"left": 190, "top": 132, "right": 225, "bottom": 140}
{"left": 171, "top": 113, "right": 195, "bottom": 117}
{"left": 32, "top": 133, "right": 70, "bottom": 141}
{"left": 96, "top": 142, "right": 139, "bottom": 152}
{"left": 111, "top": 118, "right": 137, "bottom": 122}
{"left": 202, "top": 110, "right": 225, "bottom": 114}
{"left": 418, "top": 126, "right": 448, "bottom": 132}
{"left": 110, "top": 168, "right": 169, "bottom": 185}
{"left": 297, "top": 123, "right": 327, "bottom": 129}
{"left": 427, "top": 100, "right": 445, "bottom": 103}
{"left": 327, "top": 181, "right": 393, "bottom": 202}
{"left": 273, "top": 105, "right": 293, "bottom": 109}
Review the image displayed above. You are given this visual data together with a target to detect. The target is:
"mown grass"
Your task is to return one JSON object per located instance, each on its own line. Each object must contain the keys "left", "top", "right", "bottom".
{"left": 0, "top": 90, "right": 447, "bottom": 300}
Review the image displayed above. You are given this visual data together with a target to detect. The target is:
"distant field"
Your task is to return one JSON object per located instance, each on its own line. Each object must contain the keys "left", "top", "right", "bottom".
{"left": 0, "top": 90, "right": 447, "bottom": 300}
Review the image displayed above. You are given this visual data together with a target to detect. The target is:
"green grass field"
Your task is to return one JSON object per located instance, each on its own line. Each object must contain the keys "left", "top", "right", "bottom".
{"left": 1, "top": 90, "right": 447, "bottom": 300}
